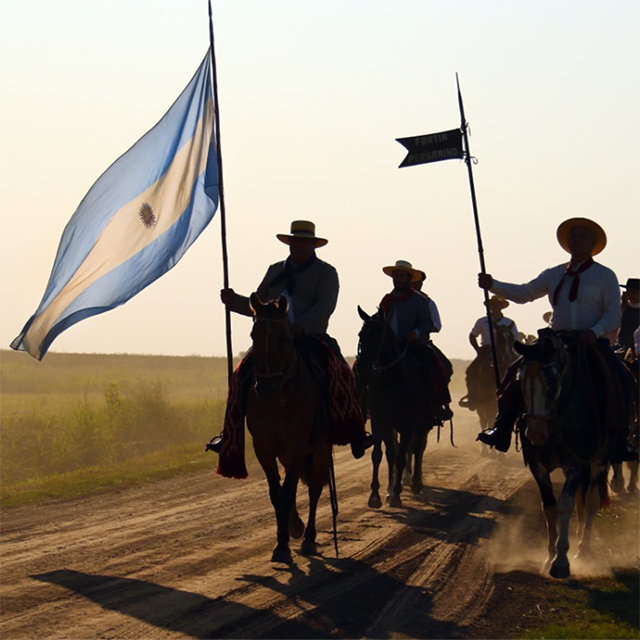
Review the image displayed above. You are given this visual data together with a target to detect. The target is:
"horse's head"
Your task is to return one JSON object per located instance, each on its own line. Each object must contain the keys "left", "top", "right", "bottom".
{"left": 356, "top": 306, "right": 395, "bottom": 373}
{"left": 494, "top": 325, "right": 519, "bottom": 370}
{"left": 515, "top": 330, "right": 570, "bottom": 447}
{"left": 250, "top": 293, "right": 294, "bottom": 399}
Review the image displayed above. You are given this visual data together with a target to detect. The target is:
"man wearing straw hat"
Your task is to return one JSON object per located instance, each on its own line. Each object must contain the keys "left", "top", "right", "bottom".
{"left": 617, "top": 278, "right": 640, "bottom": 351}
{"left": 210, "top": 220, "right": 374, "bottom": 470}
{"left": 379, "top": 260, "right": 453, "bottom": 423}
{"left": 460, "top": 295, "right": 518, "bottom": 410}
{"left": 476, "top": 217, "right": 636, "bottom": 462}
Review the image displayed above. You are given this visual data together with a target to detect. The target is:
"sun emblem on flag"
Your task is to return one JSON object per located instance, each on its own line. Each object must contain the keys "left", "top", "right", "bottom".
{"left": 138, "top": 202, "right": 157, "bottom": 229}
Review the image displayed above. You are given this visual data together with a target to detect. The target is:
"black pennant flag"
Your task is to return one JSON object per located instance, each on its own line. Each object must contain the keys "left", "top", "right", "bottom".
{"left": 396, "top": 128, "right": 464, "bottom": 168}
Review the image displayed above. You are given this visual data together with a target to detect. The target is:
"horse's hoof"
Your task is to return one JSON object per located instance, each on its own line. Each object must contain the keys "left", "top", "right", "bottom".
{"left": 289, "top": 517, "right": 305, "bottom": 539}
{"left": 610, "top": 477, "right": 625, "bottom": 495}
{"left": 411, "top": 482, "right": 423, "bottom": 495}
{"left": 389, "top": 496, "right": 403, "bottom": 509}
{"left": 300, "top": 539, "right": 318, "bottom": 556}
{"left": 549, "top": 561, "right": 570, "bottom": 580}
{"left": 271, "top": 547, "right": 293, "bottom": 564}
{"left": 368, "top": 494, "right": 382, "bottom": 509}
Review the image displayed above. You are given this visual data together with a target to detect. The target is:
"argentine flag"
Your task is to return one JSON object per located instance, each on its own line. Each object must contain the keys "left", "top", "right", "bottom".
{"left": 12, "top": 52, "right": 218, "bottom": 360}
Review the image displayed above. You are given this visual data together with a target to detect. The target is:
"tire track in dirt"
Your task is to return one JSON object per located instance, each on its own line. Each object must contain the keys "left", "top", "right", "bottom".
{"left": 1, "top": 410, "right": 532, "bottom": 639}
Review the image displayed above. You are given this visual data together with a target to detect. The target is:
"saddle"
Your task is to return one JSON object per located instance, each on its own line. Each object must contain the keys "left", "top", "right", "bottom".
{"left": 216, "top": 337, "right": 365, "bottom": 479}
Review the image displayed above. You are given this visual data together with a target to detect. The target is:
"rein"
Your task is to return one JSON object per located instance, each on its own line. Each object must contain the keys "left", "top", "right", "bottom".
{"left": 373, "top": 341, "right": 409, "bottom": 373}
{"left": 358, "top": 318, "right": 408, "bottom": 374}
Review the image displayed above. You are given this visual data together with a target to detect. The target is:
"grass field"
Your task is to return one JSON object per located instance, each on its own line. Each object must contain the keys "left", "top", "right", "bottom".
{"left": 0, "top": 349, "right": 471, "bottom": 508}
{"left": 0, "top": 350, "right": 239, "bottom": 507}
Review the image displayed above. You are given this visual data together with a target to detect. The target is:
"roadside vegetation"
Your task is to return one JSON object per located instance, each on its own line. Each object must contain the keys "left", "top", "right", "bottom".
{"left": 0, "top": 350, "right": 470, "bottom": 508}
{"left": 0, "top": 350, "right": 234, "bottom": 507}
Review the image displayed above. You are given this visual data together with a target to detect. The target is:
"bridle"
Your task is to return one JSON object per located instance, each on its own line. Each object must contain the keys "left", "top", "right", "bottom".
{"left": 357, "top": 316, "right": 407, "bottom": 374}
{"left": 251, "top": 316, "right": 297, "bottom": 381}
{"left": 519, "top": 358, "right": 564, "bottom": 425}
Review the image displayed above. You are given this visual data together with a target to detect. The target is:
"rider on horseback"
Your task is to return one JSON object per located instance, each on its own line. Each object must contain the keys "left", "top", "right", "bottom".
{"left": 460, "top": 295, "right": 519, "bottom": 410}
{"left": 617, "top": 278, "right": 640, "bottom": 351}
{"left": 211, "top": 220, "right": 374, "bottom": 463}
{"left": 477, "top": 217, "right": 638, "bottom": 463}
{"left": 379, "top": 260, "right": 453, "bottom": 424}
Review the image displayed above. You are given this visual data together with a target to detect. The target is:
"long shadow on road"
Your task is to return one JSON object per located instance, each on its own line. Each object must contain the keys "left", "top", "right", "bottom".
{"left": 32, "top": 552, "right": 471, "bottom": 639}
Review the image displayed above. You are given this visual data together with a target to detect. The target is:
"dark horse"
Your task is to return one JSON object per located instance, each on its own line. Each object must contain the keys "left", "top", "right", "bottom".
{"left": 246, "top": 293, "right": 332, "bottom": 563}
{"left": 355, "top": 306, "right": 435, "bottom": 508}
{"left": 515, "top": 330, "right": 611, "bottom": 579}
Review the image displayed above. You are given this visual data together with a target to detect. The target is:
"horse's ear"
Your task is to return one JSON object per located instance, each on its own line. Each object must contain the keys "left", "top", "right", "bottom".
{"left": 357, "top": 305, "right": 370, "bottom": 322}
{"left": 277, "top": 294, "right": 288, "bottom": 313}
{"left": 249, "top": 292, "right": 262, "bottom": 314}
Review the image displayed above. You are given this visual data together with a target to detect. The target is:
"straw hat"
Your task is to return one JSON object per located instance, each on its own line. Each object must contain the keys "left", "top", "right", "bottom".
{"left": 488, "top": 295, "right": 509, "bottom": 310}
{"left": 276, "top": 220, "right": 328, "bottom": 247}
{"left": 382, "top": 260, "right": 423, "bottom": 282}
{"left": 556, "top": 217, "right": 606, "bottom": 256}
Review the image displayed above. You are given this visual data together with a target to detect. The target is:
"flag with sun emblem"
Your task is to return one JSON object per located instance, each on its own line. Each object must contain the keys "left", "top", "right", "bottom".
{"left": 11, "top": 51, "right": 218, "bottom": 360}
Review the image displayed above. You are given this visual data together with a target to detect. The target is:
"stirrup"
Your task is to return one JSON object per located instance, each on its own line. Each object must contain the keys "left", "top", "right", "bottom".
{"left": 205, "top": 434, "right": 223, "bottom": 454}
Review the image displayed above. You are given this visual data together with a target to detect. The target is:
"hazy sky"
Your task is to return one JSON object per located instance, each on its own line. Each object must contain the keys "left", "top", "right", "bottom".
{"left": 1, "top": 0, "right": 638, "bottom": 363}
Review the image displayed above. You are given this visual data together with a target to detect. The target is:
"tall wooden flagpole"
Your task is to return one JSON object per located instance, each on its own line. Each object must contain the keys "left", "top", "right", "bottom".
{"left": 208, "top": 0, "right": 234, "bottom": 384}
{"left": 456, "top": 74, "right": 502, "bottom": 389}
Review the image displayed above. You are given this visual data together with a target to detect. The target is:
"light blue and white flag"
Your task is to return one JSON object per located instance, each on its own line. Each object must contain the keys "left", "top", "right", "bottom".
{"left": 12, "top": 51, "right": 218, "bottom": 360}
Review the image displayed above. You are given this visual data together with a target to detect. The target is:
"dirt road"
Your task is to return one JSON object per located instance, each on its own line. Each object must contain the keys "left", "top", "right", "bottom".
{"left": 0, "top": 408, "right": 616, "bottom": 639}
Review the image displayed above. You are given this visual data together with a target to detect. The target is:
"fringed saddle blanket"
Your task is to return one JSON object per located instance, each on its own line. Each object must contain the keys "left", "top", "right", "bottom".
{"left": 217, "top": 345, "right": 365, "bottom": 479}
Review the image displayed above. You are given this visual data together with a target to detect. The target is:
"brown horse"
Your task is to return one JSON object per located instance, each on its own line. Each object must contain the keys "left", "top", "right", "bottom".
{"left": 246, "top": 293, "right": 332, "bottom": 563}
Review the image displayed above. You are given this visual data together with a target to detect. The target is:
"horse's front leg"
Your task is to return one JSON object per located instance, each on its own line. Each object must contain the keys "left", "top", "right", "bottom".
{"left": 301, "top": 448, "right": 327, "bottom": 556}
{"left": 254, "top": 447, "right": 287, "bottom": 562}
{"left": 530, "top": 460, "right": 557, "bottom": 575}
{"left": 411, "top": 429, "right": 428, "bottom": 495}
{"left": 389, "top": 433, "right": 409, "bottom": 508}
{"left": 628, "top": 461, "right": 639, "bottom": 495}
{"left": 384, "top": 433, "right": 397, "bottom": 504}
{"left": 273, "top": 453, "right": 302, "bottom": 564}
{"left": 576, "top": 464, "right": 607, "bottom": 561}
{"left": 550, "top": 465, "right": 584, "bottom": 579}
{"left": 368, "top": 433, "right": 383, "bottom": 509}
{"left": 609, "top": 463, "right": 625, "bottom": 494}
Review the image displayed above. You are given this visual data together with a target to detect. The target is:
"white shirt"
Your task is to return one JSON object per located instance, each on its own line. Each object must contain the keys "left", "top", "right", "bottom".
{"left": 491, "top": 261, "right": 621, "bottom": 339}
{"left": 471, "top": 315, "right": 519, "bottom": 347}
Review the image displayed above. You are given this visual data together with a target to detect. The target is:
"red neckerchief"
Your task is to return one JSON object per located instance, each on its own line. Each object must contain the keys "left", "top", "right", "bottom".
{"left": 552, "top": 257, "right": 594, "bottom": 305}
{"left": 379, "top": 289, "right": 414, "bottom": 315}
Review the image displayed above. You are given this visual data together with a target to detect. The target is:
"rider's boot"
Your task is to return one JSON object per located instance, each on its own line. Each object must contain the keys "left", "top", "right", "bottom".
{"left": 477, "top": 415, "right": 513, "bottom": 453}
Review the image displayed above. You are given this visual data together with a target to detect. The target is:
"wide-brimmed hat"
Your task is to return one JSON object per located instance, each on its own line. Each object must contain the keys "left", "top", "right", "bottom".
{"left": 621, "top": 278, "right": 640, "bottom": 291}
{"left": 382, "top": 260, "right": 423, "bottom": 282}
{"left": 276, "top": 220, "right": 328, "bottom": 247}
{"left": 488, "top": 295, "right": 509, "bottom": 310}
{"left": 556, "top": 217, "right": 607, "bottom": 256}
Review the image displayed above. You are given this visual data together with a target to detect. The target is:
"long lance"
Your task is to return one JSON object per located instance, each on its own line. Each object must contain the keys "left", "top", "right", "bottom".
{"left": 208, "top": 0, "right": 234, "bottom": 384}
{"left": 456, "top": 74, "right": 501, "bottom": 390}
